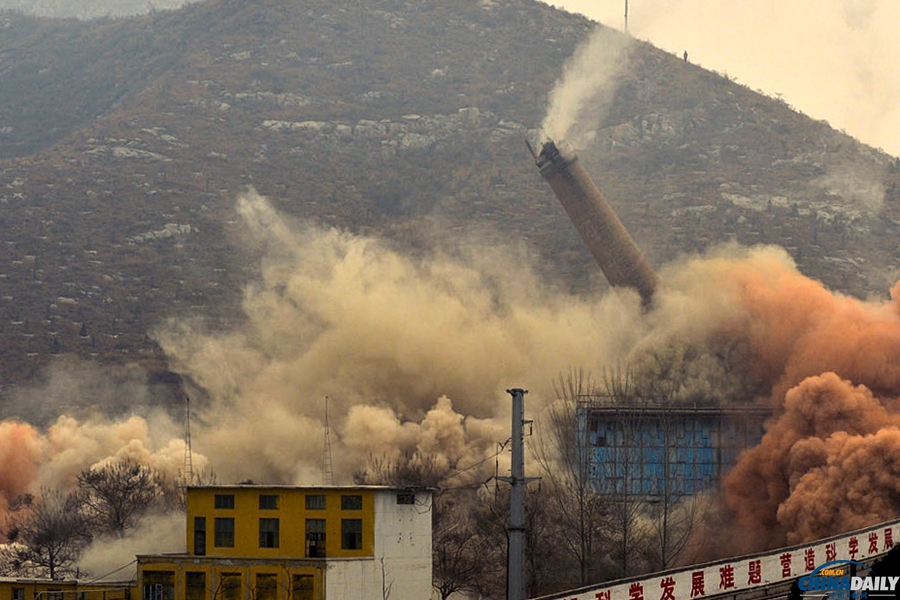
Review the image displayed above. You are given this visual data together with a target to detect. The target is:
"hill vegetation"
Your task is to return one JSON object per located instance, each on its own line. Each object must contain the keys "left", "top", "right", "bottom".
{"left": 1, "top": 0, "right": 899, "bottom": 408}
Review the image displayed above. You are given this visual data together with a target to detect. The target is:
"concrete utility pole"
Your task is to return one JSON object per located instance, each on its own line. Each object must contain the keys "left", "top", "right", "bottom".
{"left": 183, "top": 396, "right": 194, "bottom": 486}
{"left": 499, "top": 388, "right": 538, "bottom": 600}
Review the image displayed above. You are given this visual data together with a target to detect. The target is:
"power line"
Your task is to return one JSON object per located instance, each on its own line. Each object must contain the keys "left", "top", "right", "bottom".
{"left": 441, "top": 439, "right": 510, "bottom": 483}
{"left": 84, "top": 559, "right": 137, "bottom": 583}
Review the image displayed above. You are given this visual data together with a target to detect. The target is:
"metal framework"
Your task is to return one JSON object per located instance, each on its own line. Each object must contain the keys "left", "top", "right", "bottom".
{"left": 576, "top": 397, "right": 769, "bottom": 498}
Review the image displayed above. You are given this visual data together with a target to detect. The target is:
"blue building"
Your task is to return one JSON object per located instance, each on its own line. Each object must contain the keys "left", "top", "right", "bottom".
{"left": 576, "top": 400, "right": 768, "bottom": 498}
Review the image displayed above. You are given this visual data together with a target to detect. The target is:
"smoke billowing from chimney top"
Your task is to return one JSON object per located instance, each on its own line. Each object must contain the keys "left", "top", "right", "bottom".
{"left": 541, "top": 25, "right": 631, "bottom": 146}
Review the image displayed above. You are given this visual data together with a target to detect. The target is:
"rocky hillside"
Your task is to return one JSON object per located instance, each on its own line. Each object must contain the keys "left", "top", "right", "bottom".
{"left": 0, "top": 0, "right": 193, "bottom": 19}
{"left": 0, "top": 0, "right": 898, "bottom": 409}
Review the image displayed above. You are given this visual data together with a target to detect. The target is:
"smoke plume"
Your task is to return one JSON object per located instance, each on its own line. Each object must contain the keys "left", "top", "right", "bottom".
{"left": 541, "top": 25, "right": 632, "bottom": 146}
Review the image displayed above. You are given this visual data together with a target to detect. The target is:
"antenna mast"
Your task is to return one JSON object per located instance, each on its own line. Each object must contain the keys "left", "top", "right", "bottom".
{"left": 183, "top": 396, "right": 194, "bottom": 486}
{"left": 323, "top": 396, "right": 334, "bottom": 485}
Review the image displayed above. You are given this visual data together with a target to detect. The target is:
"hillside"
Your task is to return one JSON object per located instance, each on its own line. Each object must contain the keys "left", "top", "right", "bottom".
{"left": 1, "top": 0, "right": 899, "bottom": 410}
{"left": 0, "top": 0, "right": 193, "bottom": 19}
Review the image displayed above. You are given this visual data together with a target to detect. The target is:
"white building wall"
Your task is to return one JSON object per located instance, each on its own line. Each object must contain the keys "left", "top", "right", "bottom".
{"left": 324, "top": 489, "right": 433, "bottom": 600}
{"left": 325, "top": 559, "right": 375, "bottom": 600}
{"left": 374, "top": 489, "right": 433, "bottom": 600}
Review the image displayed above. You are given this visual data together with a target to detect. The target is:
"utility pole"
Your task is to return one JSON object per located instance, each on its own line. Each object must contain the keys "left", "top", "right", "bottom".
{"left": 499, "top": 388, "right": 538, "bottom": 600}
{"left": 624, "top": 0, "right": 629, "bottom": 32}
{"left": 183, "top": 396, "right": 194, "bottom": 486}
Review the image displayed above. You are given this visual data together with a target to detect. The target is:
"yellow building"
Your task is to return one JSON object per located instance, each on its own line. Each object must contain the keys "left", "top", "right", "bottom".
{"left": 0, "top": 577, "right": 133, "bottom": 600}
{"left": 136, "top": 485, "right": 432, "bottom": 600}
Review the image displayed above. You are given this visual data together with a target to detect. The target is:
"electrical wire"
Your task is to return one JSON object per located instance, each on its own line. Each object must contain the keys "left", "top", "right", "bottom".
{"left": 84, "top": 559, "right": 137, "bottom": 583}
{"left": 440, "top": 438, "right": 510, "bottom": 484}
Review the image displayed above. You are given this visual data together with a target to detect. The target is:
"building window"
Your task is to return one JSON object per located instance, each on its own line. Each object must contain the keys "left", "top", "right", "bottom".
{"left": 214, "top": 494, "right": 235, "bottom": 509}
{"left": 341, "top": 518, "right": 363, "bottom": 550}
{"left": 11, "top": 588, "right": 24, "bottom": 600}
{"left": 306, "top": 518, "right": 326, "bottom": 557}
{"left": 292, "top": 575, "right": 314, "bottom": 600}
{"left": 305, "top": 494, "right": 326, "bottom": 510}
{"left": 193, "top": 517, "right": 206, "bottom": 556}
{"left": 143, "top": 571, "right": 174, "bottom": 600}
{"left": 185, "top": 572, "right": 206, "bottom": 600}
{"left": 259, "top": 494, "right": 278, "bottom": 510}
{"left": 259, "top": 518, "right": 280, "bottom": 548}
{"left": 220, "top": 573, "right": 241, "bottom": 600}
{"left": 214, "top": 517, "right": 235, "bottom": 547}
{"left": 341, "top": 494, "right": 362, "bottom": 510}
{"left": 396, "top": 492, "right": 415, "bottom": 505}
{"left": 255, "top": 574, "right": 277, "bottom": 600}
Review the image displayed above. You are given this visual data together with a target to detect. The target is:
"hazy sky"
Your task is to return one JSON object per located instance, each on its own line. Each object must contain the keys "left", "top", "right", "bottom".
{"left": 545, "top": 0, "right": 900, "bottom": 158}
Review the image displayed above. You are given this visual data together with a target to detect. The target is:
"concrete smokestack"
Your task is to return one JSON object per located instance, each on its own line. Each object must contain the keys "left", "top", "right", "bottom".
{"left": 532, "top": 139, "right": 658, "bottom": 306}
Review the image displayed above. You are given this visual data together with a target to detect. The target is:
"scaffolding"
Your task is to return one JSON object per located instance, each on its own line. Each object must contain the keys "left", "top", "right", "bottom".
{"left": 575, "top": 397, "right": 769, "bottom": 498}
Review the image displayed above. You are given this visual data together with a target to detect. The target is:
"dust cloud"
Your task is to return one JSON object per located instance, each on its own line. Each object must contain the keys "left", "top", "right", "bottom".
{"left": 77, "top": 512, "right": 186, "bottom": 579}
{"left": 157, "top": 188, "right": 900, "bottom": 553}
{"left": 2, "top": 185, "right": 900, "bottom": 565}
{"left": 155, "top": 188, "right": 649, "bottom": 484}
{"left": 709, "top": 253, "right": 900, "bottom": 551}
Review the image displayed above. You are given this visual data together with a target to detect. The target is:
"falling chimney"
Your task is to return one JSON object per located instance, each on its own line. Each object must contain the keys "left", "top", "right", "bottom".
{"left": 532, "top": 139, "right": 658, "bottom": 306}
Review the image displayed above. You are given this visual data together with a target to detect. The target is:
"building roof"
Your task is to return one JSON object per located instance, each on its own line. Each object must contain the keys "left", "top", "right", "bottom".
{"left": 185, "top": 484, "right": 433, "bottom": 492}
{"left": 0, "top": 577, "right": 132, "bottom": 586}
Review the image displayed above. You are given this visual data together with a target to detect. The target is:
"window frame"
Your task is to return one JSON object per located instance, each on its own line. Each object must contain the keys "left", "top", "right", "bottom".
{"left": 259, "top": 494, "right": 279, "bottom": 510}
{"left": 305, "top": 494, "right": 326, "bottom": 510}
{"left": 214, "top": 517, "right": 235, "bottom": 548}
{"left": 214, "top": 494, "right": 235, "bottom": 509}
{"left": 259, "top": 517, "right": 280, "bottom": 548}
{"left": 340, "top": 494, "right": 362, "bottom": 510}
{"left": 255, "top": 573, "right": 278, "bottom": 600}
{"left": 185, "top": 572, "right": 206, "bottom": 600}
{"left": 305, "top": 518, "right": 326, "bottom": 558}
{"left": 341, "top": 518, "right": 363, "bottom": 550}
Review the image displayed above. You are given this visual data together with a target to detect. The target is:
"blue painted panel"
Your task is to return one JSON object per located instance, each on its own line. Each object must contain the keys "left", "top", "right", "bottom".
{"left": 579, "top": 408, "right": 764, "bottom": 497}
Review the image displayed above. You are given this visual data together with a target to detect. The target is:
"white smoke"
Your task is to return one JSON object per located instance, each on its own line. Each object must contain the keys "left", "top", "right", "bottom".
{"left": 551, "top": 0, "right": 900, "bottom": 157}
{"left": 541, "top": 25, "right": 632, "bottom": 146}
{"left": 76, "top": 512, "right": 186, "bottom": 580}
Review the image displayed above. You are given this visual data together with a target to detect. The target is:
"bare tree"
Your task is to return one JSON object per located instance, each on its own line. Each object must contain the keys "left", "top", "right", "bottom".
{"left": 432, "top": 487, "right": 503, "bottom": 600}
{"left": 523, "top": 484, "right": 580, "bottom": 597}
{"left": 77, "top": 458, "right": 163, "bottom": 537}
{"left": 379, "top": 556, "right": 393, "bottom": 600}
{"left": 352, "top": 451, "right": 445, "bottom": 488}
{"left": 0, "top": 542, "right": 31, "bottom": 576}
{"left": 640, "top": 410, "right": 712, "bottom": 571}
{"left": 599, "top": 366, "right": 713, "bottom": 572}
{"left": 597, "top": 365, "right": 651, "bottom": 578}
{"left": 532, "top": 368, "right": 612, "bottom": 586}
{"left": 4, "top": 489, "right": 91, "bottom": 579}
